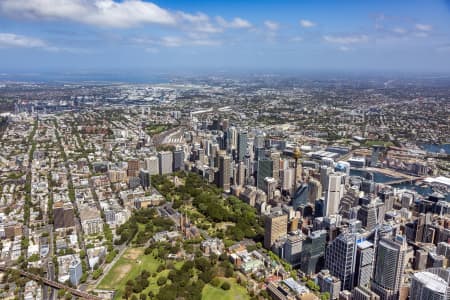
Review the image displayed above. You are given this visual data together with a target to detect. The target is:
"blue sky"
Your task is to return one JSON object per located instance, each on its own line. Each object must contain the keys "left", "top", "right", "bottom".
{"left": 0, "top": 0, "right": 449, "bottom": 73}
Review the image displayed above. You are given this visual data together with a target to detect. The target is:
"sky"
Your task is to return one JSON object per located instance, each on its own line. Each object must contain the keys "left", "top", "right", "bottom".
{"left": 0, "top": 0, "right": 450, "bottom": 74}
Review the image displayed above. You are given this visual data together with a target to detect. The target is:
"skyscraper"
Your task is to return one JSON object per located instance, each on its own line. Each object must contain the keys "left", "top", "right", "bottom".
{"left": 257, "top": 157, "right": 273, "bottom": 190}
{"left": 325, "top": 173, "right": 344, "bottom": 216}
{"left": 270, "top": 151, "right": 281, "bottom": 182}
{"left": 264, "top": 212, "right": 288, "bottom": 249}
{"left": 173, "top": 149, "right": 184, "bottom": 171}
{"left": 237, "top": 131, "right": 248, "bottom": 162}
{"left": 355, "top": 240, "right": 374, "bottom": 288}
{"left": 308, "top": 178, "right": 323, "bottom": 204}
{"left": 372, "top": 236, "right": 409, "bottom": 300}
{"left": 325, "top": 232, "right": 357, "bottom": 290}
{"left": 144, "top": 156, "right": 159, "bottom": 175}
{"left": 139, "top": 169, "right": 151, "bottom": 189}
{"left": 158, "top": 151, "right": 173, "bottom": 175}
{"left": 218, "top": 153, "right": 231, "bottom": 192}
{"left": 410, "top": 267, "right": 450, "bottom": 300}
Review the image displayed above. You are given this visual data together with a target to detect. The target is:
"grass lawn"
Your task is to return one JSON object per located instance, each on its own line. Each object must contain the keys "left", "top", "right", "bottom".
{"left": 202, "top": 278, "right": 250, "bottom": 300}
{"left": 97, "top": 247, "right": 183, "bottom": 299}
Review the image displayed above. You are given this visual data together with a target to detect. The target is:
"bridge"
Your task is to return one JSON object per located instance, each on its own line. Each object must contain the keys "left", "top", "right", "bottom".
{"left": 384, "top": 177, "right": 426, "bottom": 186}
{"left": 0, "top": 266, "right": 102, "bottom": 300}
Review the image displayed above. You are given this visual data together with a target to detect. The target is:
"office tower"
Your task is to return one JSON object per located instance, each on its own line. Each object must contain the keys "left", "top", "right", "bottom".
{"left": 300, "top": 230, "right": 327, "bottom": 275}
{"left": 357, "top": 201, "right": 378, "bottom": 231}
{"left": 353, "top": 286, "right": 380, "bottom": 300}
{"left": 139, "top": 169, "right": 151, "bottom": 189}
{"left": 69, "top": 258, "right": 83, "bottom": 286}
{"left": 292, "top": 183, "right": 309, "bottom": 210}
{"left": 325, "top": 232, "right": 357, "bottom": 290}
{"left": 236, "top": 161, "right": 246, "bottom": 187}
{"left": 264, "top": 212, "right": 288, "bottom": 249}
{"left": 320, "top": 165, "right": 332, "bottom": 190}
{"left": 355, "top": 241, "right": 374, "bottom": 287}
{"left": 257, "top": 157, "right": 273, "bottom": 190}
{"left": 221, "top": 118, "right": 229, "bottom": 131}
{"left": 144, "top": 156, "right": 159, "bottom": 175}
{"left": 372, "top": 236, "right": 409, "bottom": 300}
{"left": 318, "top": 269, "right": 342, "bottom": 300}
{"left": 53, "top": 201, "right": 75, "bottom": 229}
{"left": 281, "top": 168, "right": 295, "bottom": 195}
{"left": 410, "top": 268, "right": 450, "bottom": 300}
{"left": 254, "top": 133, "right": 265, "bottom": 149}
{"left": 227, "top": 127, "right": 238, "bottom": 151}
{"left": 158, "top": 151, "right": 173, "bottom": 175}
{"left": 308, "top": 178, "right": 323, "bottom": 204}
{"left": 325, "top": 173, "right": 344, "bottom": 216}
{"left": 237, "top": 131, "right": 248, "bottom": 162}
{"left": 284, "top": 234, "right": 303, "bottom": 267}
{"left": 127, "top": 159, "right": 140, "bottom": 177}
{"left": 264, "top": 177, "right": 277, "bottom": 201}
{"left": 218, "top": 153, "right": 231, "bottom": 192}
{"left": 173, "top": 149, "right": 184, "bottom": 171}
{"left": 270, "top": 151, "right": 281, "bottom": 182}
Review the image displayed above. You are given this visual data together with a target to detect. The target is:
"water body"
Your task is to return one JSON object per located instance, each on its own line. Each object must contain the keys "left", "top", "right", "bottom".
{"left": 349, "top": 169, "right": 400, "bottom": 183}
{"left": 420, "top": 144, "right": 450, "bottom": 154}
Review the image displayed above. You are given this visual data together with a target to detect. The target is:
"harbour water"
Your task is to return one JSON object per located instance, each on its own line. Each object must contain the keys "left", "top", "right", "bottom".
{"left": 420, "top": 143, "right": 450, "bottom": 154}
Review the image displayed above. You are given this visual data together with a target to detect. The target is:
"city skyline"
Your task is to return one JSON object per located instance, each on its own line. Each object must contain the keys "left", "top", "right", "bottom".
{"left": 0, "top": 0, "right": 450, "bottom": 74}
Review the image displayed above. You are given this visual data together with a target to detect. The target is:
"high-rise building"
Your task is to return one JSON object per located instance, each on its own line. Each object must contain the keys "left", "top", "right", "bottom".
{"left": 237, "top": 131, "right": 248, "bottom": 162}
{"left": 372, "top": 236, "right": 409, "bottom": 300}
{"left": 325, "top": 232, "right": 357, "bottom": 290}
{"left": 300, "top": 230, "right": 327, "bottom": 275}
{"left": 281, "top": 167, "right": 295, "bottom": 195}
{"left": 410, "top": 267, "right": 450, "bottom": 300}
{"left": 284, "top": 234, "right": 303, "bottom": 267}
{"left": 308, "top": 178, "right": 323, "bottom": 204}
{"left": 236, "top": 161, "right": 246, "bottom": 187}
{"left": 139, "top": 169, "right": 151, "bottom": 189}
{"left": 270, "top": 151, "right": 281, "bottom": 182}
{"left": 127, "top": 159, "right": 140, "bottom": 177}
{"left": 292, "top": 183, "right": 309, "bottom": 210}
{"left": 320, "top": 165, "right": 332, "bottom": 190}
{"left": 353, "top": 286, "right": 380, "bottom": 300}
{"left": 264, "top": 177, "right": 277, "bottom": 201}
{"left": 53, "top": 201, "right": 75, "bottom": 229}
{"left": 69, "top": 257, "right": 83, "bottom": 286}
{"left": 173, "top": 149, "right": 184, "bottom": 171}
{"left": 144, "top": 156, "right": 159, "bottom": 175}
{"left": 318, "top": 269, "right": 342, "bottom": 300}
{"left": 355, "top": 240, "right": 374, "bottom": 287}
{"left": 325, "top": 173, "right": 344, "bottom": 216}
{"left": 257, "top": 157, "right": 273, "bottom": 190}
{"left": 218, "top": 153, "right": 231, "bottom": 192}
{"left": 264, "top": 212, "right": 288, "bottom": 249}
{"left": 158, "top": 151, "right": 173, "bottom": 175}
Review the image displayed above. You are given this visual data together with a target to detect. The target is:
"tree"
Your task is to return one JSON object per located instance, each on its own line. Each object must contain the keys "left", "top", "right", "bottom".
{"left": 211, "top": 278, "right": 221, "bottom": 287}
{"left": 320, "top": 292, "right": 331, "bottom": 300}
{"left": 156, "top": 276, "right": 167, "bottom": 286}
{"left": 221, "top": 281, "right": 231, "bottom": 290}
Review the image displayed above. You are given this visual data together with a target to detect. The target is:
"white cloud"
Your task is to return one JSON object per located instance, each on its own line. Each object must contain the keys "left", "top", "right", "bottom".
{"left": 264, "top": 20, "right": 279, "bottom": 31}
{"left": 323, "top": 34, "right": 369, "bottom": 44}
{"left": 216, "top": 16, "right": 252, "bottom": 29}
{"left": 338, "top": 46, "right": 351, "bottom": 52}
{"left": 392, "top": 27, "right": 407, "bottom": 34}
{"left": 0, "top": 33, "right": 47, "bottom": 48}
{"left": 0, "top": 0, "right": 177, "bottom": 28}
{"left": 160, "top": 36, "right": 183, "bottom": 47}
{"left": 415, "top": 23, "right": 432, "bottom": 31}
{"left": 299, "top": 19, "right": 316, "bottom": 28}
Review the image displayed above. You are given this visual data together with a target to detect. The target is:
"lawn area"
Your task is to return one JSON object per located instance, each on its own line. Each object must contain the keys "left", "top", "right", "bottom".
{"left": 202, "top": 278, "right": 250, "bottom": 300}
{"left": 97, "top": 247, "right": 183, "bottom": 299}
{"left": 145, "top": 124, "right": 173, "bottom": 136}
